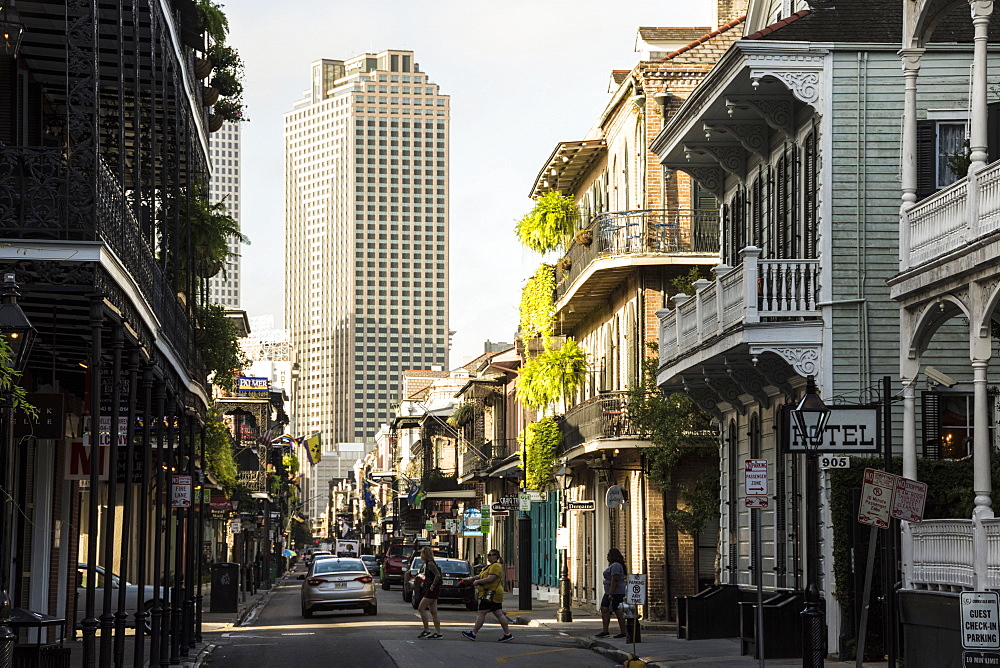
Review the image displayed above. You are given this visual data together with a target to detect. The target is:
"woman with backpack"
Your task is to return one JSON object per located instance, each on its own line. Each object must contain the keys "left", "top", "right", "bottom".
{"left": 596, "top": 547, "right": 628, "bottom": 638}
{"left": 461, "top": 549, "right": 513, "bottom": 642}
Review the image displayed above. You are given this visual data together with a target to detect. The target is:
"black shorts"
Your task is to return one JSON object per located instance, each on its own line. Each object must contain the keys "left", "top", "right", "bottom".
{"left": 478, "top": 599, "right": 503, "bottom": 612}
{"left": 601, "top": 593, "right": 625, "bottom": 611}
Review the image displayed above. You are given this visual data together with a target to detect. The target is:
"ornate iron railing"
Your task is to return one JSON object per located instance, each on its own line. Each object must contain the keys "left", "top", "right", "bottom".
{"left": 556, "top": 208, "right": 720, "bottom": 302}
{"left": 560, "top": 391, "right": 639, "bottom": 453}
{"left": 0, "top": 146, "right": 200, "bottom": 378}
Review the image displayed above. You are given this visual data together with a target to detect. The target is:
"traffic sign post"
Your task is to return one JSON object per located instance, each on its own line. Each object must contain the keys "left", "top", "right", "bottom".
{"left": 858, "top": 468, "right": 895, "bottom": 528}
{"left": 891, "top": 476, "right": 928, "bottom": 523}
{"left": 744, "top": 459, "right": 767, "bottom": 668}
{"left": 963, "top": 592, "right": 1000, "bottom": 650}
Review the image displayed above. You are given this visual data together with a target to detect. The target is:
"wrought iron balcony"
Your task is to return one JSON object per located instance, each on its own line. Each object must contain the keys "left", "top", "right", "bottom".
{"left": 460, "top": 438, "right": 519, "bottom": 479}
{"left": 0, "top": 146, "right": 201, "bottom": 379}
{"left": 555, "top": 208, "right": 720, "bottom": 306}
{"left": 560, "top": 391, "right": 640, "bottom": 454}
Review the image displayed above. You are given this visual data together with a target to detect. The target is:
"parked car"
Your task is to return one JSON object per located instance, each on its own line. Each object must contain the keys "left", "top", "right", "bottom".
{"left": 380, "top": 543, "right": 415, "bottom": 590}
{"left": 299, "top": 557, "right": 376, "bottom": 618}
{"left": 401, "top": 556, "right": 423, "bottom": 602}
{"left": 411, "top": 558, "right": 476, "bottom": 610}
{"left": 76, "top": 564, "right": 155, "bottom": 630}
{"left": 360, "top": 555, "right": 379, "bottom": 576}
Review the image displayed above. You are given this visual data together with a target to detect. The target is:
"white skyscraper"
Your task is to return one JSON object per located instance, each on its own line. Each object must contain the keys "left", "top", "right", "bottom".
{"left": 284, "top": 50, "right": 450, "bottom": 444}
{"left": 208, "top": 121, "right": 242, "bottom": 308}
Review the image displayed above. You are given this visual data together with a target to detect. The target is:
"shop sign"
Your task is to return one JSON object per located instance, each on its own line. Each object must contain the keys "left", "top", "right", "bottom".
{"left": 462, "top": 508, "right": 482, "bottom": 536}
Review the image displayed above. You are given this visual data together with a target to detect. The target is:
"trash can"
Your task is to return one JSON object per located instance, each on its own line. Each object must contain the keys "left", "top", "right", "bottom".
{"left": 623, "top": 604, "right": 642, "bottom": 643}
{"left": 211, "top": 563, "right": 240, "bottom": 613}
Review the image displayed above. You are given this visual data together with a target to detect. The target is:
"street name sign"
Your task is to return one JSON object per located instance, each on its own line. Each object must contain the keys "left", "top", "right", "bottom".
{"left": 858, "top": 468, "right": 895, "bottom": 528}
{"left": 565, "top": 500, "right": 596, "bottom": 511}
{"left": 963, "top": 592, "right": 1000, "bottom": 650}
{"left": 626, "top": 574, "right": 647, "bottom": 606}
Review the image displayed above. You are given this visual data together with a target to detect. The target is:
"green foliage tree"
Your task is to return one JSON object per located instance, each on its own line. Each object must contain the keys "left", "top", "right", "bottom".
{"left": 203, "top": 408, "right": 237, "bottom": 493}
{"left": 518, "top": 338, "right": 588, "bottom": 410}
{"left": 671, "top": 267, "right": 707, "bottom": 297}
{"left": 198, "top": 303, "right": 250, "bottom": 392}
{"left": 518, "top": 264, "right": 555, "bottom": 342}
{"left": 627, "top": 343, "right": 716, "bottom": 489}
{"left": 0, "top": 335, "right": 36, "bottom": 421}
{"left": 515, "top": 191, "right": 579, "bottom": 254}
{"left": 664, "top": 469, "right": 720, "bottom": 535}
{"left": 522, "top": 417, "right": 562, "bottom": 490}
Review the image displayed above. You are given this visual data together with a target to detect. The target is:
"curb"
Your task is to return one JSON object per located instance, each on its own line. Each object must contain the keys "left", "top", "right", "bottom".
{"left": 190, "top": 642, "right": 216, "bottom": 667}
{"left": 574, "top": 637, "right": 662, "bottom": 668}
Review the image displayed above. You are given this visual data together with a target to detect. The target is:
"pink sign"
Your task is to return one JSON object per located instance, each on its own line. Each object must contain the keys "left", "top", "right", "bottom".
{"left": 891, "top": 476, "right": 928, "bottom": 523}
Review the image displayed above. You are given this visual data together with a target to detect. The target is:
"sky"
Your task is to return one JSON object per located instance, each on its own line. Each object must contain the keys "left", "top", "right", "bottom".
{"left": 226, "top": 0, "right": 714, "bottom": 368}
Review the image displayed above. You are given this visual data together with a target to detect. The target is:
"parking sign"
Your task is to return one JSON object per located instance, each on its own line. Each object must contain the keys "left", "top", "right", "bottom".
{"left": 626, "top": 573, "right": 646, "bottom": 606}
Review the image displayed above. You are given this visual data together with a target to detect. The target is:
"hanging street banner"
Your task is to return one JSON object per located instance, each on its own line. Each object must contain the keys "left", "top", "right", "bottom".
{"left": 781, "top": 405, "right": 881, "bottom": 453}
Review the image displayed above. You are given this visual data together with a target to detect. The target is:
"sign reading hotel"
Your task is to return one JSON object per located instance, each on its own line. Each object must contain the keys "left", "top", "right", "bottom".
{"left": 782, "top": 406, "right": 881, "bottom": 453}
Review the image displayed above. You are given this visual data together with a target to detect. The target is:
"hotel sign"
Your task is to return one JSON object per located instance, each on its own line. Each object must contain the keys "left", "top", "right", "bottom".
{"left": 781, "top": 405, "right": 881, "bottom": 454}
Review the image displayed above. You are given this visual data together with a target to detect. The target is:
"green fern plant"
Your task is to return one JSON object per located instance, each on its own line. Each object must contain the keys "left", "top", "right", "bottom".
{"left": 518, "top": 264, "right": 555, "bottom": 342}
{"left": 522, "top": 417, "right": 562, "bottom": 490}
{"left": 517, "top": 338, "right": 588, "bottom": 409}
{"left": 515, "top": 191, "right": 579, "bottom": 254}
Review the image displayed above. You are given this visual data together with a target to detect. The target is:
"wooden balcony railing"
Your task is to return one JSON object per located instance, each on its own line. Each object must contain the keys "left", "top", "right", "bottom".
{"left": 904, "top": 159, "right": 1000, "bottom": 270}
{"left": 658, "top": 247, "right": 820, "bottom": 365}
{"left": 556, "top": 208, "right": 720, "bottom": 302}
{"left": 903, "top": 517, "right": 1000, "bottom": 590}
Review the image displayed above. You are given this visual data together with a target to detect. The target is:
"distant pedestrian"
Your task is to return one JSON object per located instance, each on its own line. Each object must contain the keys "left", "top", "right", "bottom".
{"left": 461, "top": 549, "right": 513, "bottom": 643}
{"left": 596, "top": 547, "right": 627, "bottom": 638}
{"left": 416, "top": 547, "right": 443, "bottom": 639}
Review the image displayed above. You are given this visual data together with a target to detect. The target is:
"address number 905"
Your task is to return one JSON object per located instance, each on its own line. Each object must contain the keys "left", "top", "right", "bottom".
{"left": 820, "top": 456, "right": 850, "bottom": 469}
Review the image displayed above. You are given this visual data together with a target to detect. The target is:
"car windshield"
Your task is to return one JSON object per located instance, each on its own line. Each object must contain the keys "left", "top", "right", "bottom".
{"left": 437, "top": 560, "right": 472, "bottom": 576}
{"left": 313, "top": 559, "right": 366, "bottom": 575}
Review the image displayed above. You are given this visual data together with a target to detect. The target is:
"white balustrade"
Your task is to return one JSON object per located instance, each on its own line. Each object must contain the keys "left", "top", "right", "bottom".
{"left": 908, "top": 179, "right": 968, "bottom": 268}
{"left": 976, "top": 161, "right": 1000, "bottom": 238}
{"left": 656, "top": 250, "right": 821, "bottom": 367}
{"left": 908, "top": 519, "right": 976, "bottom": 589}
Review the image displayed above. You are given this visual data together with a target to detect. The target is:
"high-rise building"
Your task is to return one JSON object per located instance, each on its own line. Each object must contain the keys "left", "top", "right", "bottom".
{"left": 284, "top": 50, "right": 450, "bottom": 443}
{"left": 208, "top": 121, "right": 242, "bottom": 308}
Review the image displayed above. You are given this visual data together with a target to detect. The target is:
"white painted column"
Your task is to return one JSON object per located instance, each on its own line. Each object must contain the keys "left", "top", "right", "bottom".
{"left": 969, "top": 1, "right": 995, "bottom": 174}
{"left": 973, "top": 359, "right": 994, "bottom": 518}
{"left": 741, "top": 246, "right": 761, "bottom": 324}
{"left": 898, "top": 49, "right": 923, "bottom": 271}
{"left": 901, "top": 375, "right": 917, "bottom": 481}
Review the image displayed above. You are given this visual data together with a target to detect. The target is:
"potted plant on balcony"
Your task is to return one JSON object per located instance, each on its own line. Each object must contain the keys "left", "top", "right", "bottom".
{"left": 202, "top": 85, "right": 220, "bottom": 106}
{"left": 518, "top": 264, "right": 555, "bottom": 343}
{"left": 522, "top": 417, "right": 562, "bottom": 490}
{"left": 556, "top": 256, "right": 571, "bottom": 273}
{"left": 515, "top": 191, "right": 579, "bottom": 254}
{"left": 517, "top": 337, "right": 588, "bottom": 410}
{"left": 211, "top": 68, "right": 243, "bottom": 99}
{"left": 212, "top": 97, "right": 247, "bottom": 124}
{"left": 575, "top": 229, "right": 593, "bottom": 247}
{"left": 158, "top": 186, "right": 250, "bottom": 281}
{"left": 196, "top": 0, "right": 229, "bottom": 44}
{"left": 195, "top": 302, "right": 250, "bottom": 393}
{"left": 206, "top": 43, "right": 241, "bottom": 70}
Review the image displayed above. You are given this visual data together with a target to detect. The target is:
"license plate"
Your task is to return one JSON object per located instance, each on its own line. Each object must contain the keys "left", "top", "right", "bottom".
{"left": 334, "top": 582, "right": 347, "bottom": 588}
{"left": 444, "top": 579, "right": 455, "bottom": 585}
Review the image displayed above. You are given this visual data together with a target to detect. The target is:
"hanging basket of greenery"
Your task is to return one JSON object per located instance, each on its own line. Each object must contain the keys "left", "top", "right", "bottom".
{"left": 157, "top": 185, "right": 250, "bottom": 282}
{"left": 515, "top": 191, "right": 579, "bottom": 254}
{"left": 208, "top": 114, "right": 224, "bottom": 132}
{"left": 517, "top": 338, "right": 588, "bottom": 409}
{"left": 522, "top": 417, "right": 562, "bottom": 490}
{"left": 575, "top": 229, "right": 593, "bottom": 247}
{"left": 213, "top": 98, "right": 246, "bottom": 123}
{"left": 556, "top": 257, "right": 571, "bottom": 273}
{"left": 196, "top": 0, "right": 229, "bottom": 43}
{"left": 518, "top": 264, "right": 555, "bottom": 343}
{"left": 447, "top": 401, "right": 476, "bottom": 427}
{"left": 194, "top": 57, "right": 214, "bottom": 80}
{"left": 211, "top": 68, "right": 243, "bottom": 99}
{"left": 206, "top": 43, "right": 241, "bottom": 70}
{"left": 202, "top": 85, "right": 220, "bottom": 107}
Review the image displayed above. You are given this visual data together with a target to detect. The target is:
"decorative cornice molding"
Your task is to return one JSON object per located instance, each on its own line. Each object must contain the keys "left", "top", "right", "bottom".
{"left": 672, "top": 165, "right": 725, "bottom": 199}
{"left": 725, "top": 96, "right": 794, "bottom": 136}
{"left": 749, "top": 344, "right": 821, "bottom": 384}
{"left": 703, "top": 120, "right": 769, "bottom": 160}
{"left": 683, "top": 142, "right": 746, "bottom": 178}
{"left": 740, "top": 47, "right": 826, "bottom": 108}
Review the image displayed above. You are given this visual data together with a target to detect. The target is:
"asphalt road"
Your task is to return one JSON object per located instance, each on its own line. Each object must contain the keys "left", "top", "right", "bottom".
{"left": 204, "top": 573, "right": 615, "bottom": 667}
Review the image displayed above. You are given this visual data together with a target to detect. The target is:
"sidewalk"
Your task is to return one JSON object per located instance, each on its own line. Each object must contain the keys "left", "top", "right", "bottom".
{"left": 507, "top": 599, "right": 891, "bottom": 668}
{"left": 56, "top": 577, "right": 276, "bottom": 667}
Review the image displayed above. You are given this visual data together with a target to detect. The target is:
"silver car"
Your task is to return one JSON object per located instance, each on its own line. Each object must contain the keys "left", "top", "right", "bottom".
{"left": 300, "top": 557, "right": 377, "bottom": 618}
{"left": 76, "top": 563, "right": 155, "bottom": 630}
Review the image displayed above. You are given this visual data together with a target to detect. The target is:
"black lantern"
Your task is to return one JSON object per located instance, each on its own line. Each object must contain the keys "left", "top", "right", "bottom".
{"left": 0, "top": 274, "right": 35, "bottom": 371}
{"left": 791, "top": 375, "right": 830, "bottom": 449}
{"left": 0, "top": 2, "right": 25, "bottom": 58}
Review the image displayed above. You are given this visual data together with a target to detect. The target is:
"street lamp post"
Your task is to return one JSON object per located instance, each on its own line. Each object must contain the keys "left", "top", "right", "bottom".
{"left": 0, "top": 274, "right": 35, "bottom": 668}
{"left": 790, "top": 375, "right": 831, "bottom": 668}
{"left": 554, "top": 463, "right": 573, "bottom": 623}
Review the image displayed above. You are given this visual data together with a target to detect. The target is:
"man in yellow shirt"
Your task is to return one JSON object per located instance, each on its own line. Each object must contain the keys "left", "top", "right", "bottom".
{"left": 461, "top": 549, "right": 513, "bottom": 642}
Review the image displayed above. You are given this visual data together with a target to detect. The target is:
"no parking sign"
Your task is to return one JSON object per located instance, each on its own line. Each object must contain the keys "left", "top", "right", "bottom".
{"left": 626, "top": 573, "right": 646, "bottom": 606}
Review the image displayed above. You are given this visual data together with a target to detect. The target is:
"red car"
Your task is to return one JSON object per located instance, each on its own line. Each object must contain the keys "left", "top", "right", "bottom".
{"left": 380, "top": 543, "right": 415, "bottom": 590}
